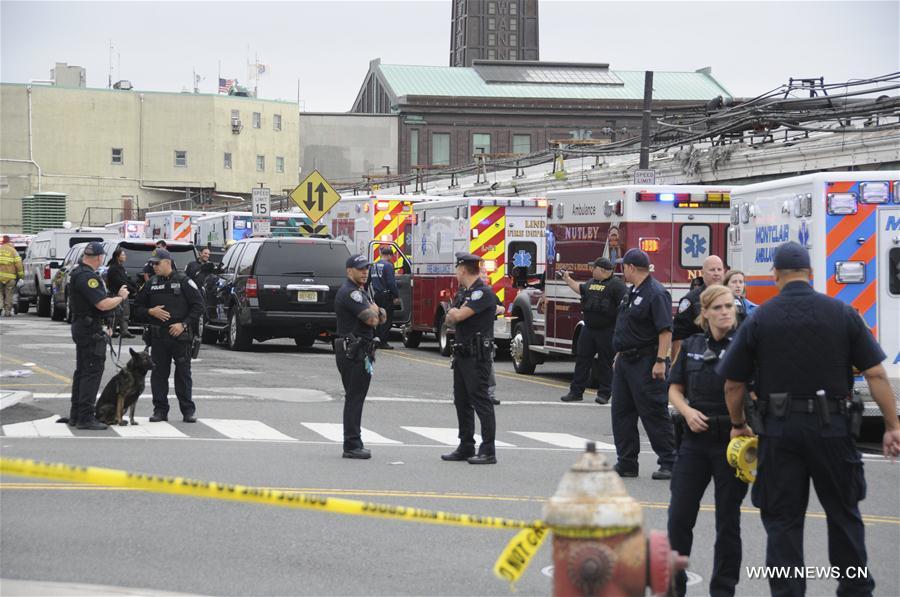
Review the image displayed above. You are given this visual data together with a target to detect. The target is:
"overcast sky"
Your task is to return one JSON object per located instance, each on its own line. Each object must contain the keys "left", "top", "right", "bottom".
{"left": 2, "top": 1, "right": 897, "bottom": 111}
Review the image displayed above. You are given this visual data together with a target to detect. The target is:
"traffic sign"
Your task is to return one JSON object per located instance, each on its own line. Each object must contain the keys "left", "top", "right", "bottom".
{"left": 252, "top": 219, "right": 271, "bottom": 236}
{"left": 634, "top": 169, "right": 656, "bottom": 185}
{"left": 251, "top": 187, "right": 271, "bottom": 217}
{"left": 290, "top": 170, "right": 341, "bottom": 223}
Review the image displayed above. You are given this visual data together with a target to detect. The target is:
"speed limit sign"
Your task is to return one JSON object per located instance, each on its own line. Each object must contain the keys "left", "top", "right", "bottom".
{"left": 251, "top": 187, "right": 271, "bottom": 217}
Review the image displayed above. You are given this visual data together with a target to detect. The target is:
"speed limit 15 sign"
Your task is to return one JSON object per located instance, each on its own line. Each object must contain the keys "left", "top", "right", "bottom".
{"left": 251, "top": 187, "right": 271, "bottom": 217}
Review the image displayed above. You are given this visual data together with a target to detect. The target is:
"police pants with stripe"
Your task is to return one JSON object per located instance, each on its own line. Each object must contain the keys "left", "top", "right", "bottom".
{"left": 753, "top": 413, "right": 873, "bottom": 597}
{"left": 149, "top": 334, "right": 195, "bottom": 417}
{"left": 70, "top": 324, "right": 106, "bottom": 424}
{"left": 569, "top": 326, "right": 614, "bottom": 398}
{"left": 668, "top": 430, "right": 748, "bottom": 597}
{"left": 610, "top": 354, "right": 676, "bottom": 472}
{"left": 452, "top": 355, "right": 496, "bottom": 456}
{"left": 335, "top": 349, "right": 371, "bottom": 451}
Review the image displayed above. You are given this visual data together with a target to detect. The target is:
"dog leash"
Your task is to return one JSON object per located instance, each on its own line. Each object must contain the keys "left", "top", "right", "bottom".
{"left": 103, "top": 329, "right": 124, "bottom": 371}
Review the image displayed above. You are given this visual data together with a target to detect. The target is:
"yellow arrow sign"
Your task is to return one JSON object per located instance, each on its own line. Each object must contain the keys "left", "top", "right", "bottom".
{"left": 290, "top": 170, "right": 341, "bottom": 223}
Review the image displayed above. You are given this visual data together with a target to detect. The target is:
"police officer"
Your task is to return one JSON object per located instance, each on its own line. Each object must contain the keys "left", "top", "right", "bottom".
{"left": 335, "top": 254, "right": 386, "bottom": 460}
{"left": 185, "top": 246, "right": 211, "bottom": 283}
{"left": 64, "top": 242, "right": 130, "bottom": 430}
{"left": 672, "top": 255, "right": 725, "bottom": 358}
{"left": 559, "top": 257, "right": 627, "bottom": 404}
{"left": 611, "top": 248, "right": 676, "bottom": 479}
{"left": 719, "top": 242, "right": 900, "bottom": 597}
{"left": 142, "top": 240, "right": 167, "bottom": 282}
{"left": 667, "top": 284, "right": 748, "bottom": 597}
{"left": 441, "top": 253, "right": 498, "bottom": 465}
{"left": 368, "top": 245, "right": 400, "bottom": 350}
{"left": 133, "top": 249, "right": 203, "bottom": 423}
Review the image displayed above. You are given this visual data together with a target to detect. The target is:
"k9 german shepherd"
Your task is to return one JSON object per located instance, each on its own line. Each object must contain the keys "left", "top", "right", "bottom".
{"left": 95, "top": 347, "right": 154, "bottom": 426}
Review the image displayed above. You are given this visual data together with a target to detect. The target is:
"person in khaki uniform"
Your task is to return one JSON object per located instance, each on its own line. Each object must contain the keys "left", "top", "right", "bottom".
{"left": 0, "top": 235, "right": 24, "bottom": 317}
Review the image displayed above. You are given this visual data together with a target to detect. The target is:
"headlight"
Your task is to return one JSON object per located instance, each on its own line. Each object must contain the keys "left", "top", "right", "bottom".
{"left": 835, "top": 261, "right": 866, "bottom": 284}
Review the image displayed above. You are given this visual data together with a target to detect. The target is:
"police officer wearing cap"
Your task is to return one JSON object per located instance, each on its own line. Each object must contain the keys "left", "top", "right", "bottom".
{"left": 64, "top": 242, "right": 130, "bottom": 430}
{"left": 611, "top": 248, "right": 676, "bottom": 479}
{"left": 133, "top": 249, "right": 203, "bottom": 423}
{"left": 672, "top": 255, "right": 725, "bottom": 359}
{"left": 719, "top": 241, "right": 900, "bottom": 597}
{"left": 369, "top": 245, "right": 401, "bottom": 349}
{"left": 334, "top": 254, "right": 386, "bottom": 460}
{"left": 559, "top": 257, "right": 627, "bottom": 404}
{"left": 442, "top": 252, "right": 499, "bottom": 465}
{"left": 667, "top": 284, "right": 748, "bottom": 597}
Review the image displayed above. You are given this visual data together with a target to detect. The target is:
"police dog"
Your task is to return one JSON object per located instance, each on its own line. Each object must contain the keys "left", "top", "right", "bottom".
{"left": 95, "top": 347, "right": 153, "bottom": 426}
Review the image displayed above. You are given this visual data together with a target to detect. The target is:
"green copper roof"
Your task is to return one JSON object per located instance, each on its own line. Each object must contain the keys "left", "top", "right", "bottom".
{"left": 377, "top": 63, "right": 733, "bottom": 101}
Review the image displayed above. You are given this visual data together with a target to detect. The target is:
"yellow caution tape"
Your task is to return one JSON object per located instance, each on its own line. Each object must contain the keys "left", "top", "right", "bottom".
{"left": 726, "top": 436, "right": 758, "bottom": 483}
{"left": 493, "top": 526, "right": 549, "bottom": 590}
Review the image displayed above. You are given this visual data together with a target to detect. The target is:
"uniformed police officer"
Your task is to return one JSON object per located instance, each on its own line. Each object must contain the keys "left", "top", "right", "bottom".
{"left": 719, "top": 241, "right": 900, "bottom": 597}
{"left": 672, "top": 255, "right": 725, "bottom": 358}
{"left": 611, "top": 248, "right": 676, "bottom": 479}
{"left": 559, "top": 257, "right": 627, "bottom": 404}
{"left": 442, "top": 253, "right": 498, "bottom": 465}
{"left": 368, "top": 245, "right": 401, "bottom": 350}
{"left": 133, "top": 249, "right": 203, "bottom": 423}
{"left": 668, "top": 284, "right": 748, "bottom": 597}
{"left": 64, "top": 242, "right": 130, "bottom": 430}
{"left": 335, "top": 254, "right": 386, "bottom": 460}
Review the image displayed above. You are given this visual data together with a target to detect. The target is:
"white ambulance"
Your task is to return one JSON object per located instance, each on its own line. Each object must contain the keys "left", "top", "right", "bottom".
{"left": 194, "top": 212, "right": 254, "bottom": 253}
{"left": 144, "top": 210, "right": 210, "bottom": 243}
{"left": 728, "top": 171, "right": 900, "bottom": 416}
{"left": 105, "top": 220, "right": 147, "bottom": 240}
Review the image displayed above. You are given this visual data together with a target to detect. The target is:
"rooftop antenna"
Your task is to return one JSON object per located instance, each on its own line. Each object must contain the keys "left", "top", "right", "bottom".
{"left": 107, "top": 39, "right": 114, "bottom": 88}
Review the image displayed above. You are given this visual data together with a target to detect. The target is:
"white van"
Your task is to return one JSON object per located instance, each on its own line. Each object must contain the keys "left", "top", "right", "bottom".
{"left": 19, "top": 227, "right": 121, "bottom": 316}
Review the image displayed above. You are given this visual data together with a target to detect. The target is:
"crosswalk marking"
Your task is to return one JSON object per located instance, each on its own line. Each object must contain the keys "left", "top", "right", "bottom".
{"left": 401, "top": 426, "right": 515, "bottom": 447}
{"left": 302, "top": 422, "right": 401, "bottom": 444}
{"left": 510, "top": 431, "right": 615, "bottom": 451}
{"left": 200, "top": 419, "right": 296, "bottom": 441}
{"left": 112, "top": 418, "right": 187, "bottom": 438}
{"left": 3, "top": 416, "right": 73, "bottom": 437}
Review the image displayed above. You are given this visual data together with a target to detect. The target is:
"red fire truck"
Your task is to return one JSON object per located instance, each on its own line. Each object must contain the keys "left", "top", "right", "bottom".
{"left": 401, "top": 196, "right": 548, "bottom": 356}
{"left": 507, "top": 184, "right": 732, "bottom": 376}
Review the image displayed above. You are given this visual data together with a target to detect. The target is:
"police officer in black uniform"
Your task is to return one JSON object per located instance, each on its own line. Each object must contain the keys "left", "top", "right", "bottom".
{"left": 441, "top": 253, "right": 499, "bottom": 465}
{"left": 672, "top": 255, "right": 725, "bottom": 358}
{"left": 368, "top": 245, "right": 401, "bottom": 349}
{"left": 611, "top": 248, "right": 676, "bottom": 479}
{"left": 64, "top": 242, "right": 130, "bottom": 430}
{"left": 719, "top": 242, "right": 900, "bottom": 597}
{"left": 334, "top": 254, "right": 385, "bottom": 460}
{"left": 668, "top": 284, "right": 748, "bottom": 597}
{"left": 133, "top": 249, "right": 203, "bottom": 423}
{"left": 559, "top": 257, "right": 627, "bottom": 404}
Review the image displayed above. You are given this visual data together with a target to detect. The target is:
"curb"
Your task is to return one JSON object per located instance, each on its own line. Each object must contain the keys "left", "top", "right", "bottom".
{"left": 0, "top": 391, "right": 33, "bottom": 411}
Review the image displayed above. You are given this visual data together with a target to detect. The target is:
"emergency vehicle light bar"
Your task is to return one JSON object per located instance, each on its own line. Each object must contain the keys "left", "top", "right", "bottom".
{"left": 859, "top": 182, "right": 889, "bottom": 204}
{"left": 636, "top": 191, "right": 731, "bottom": 209}
{"left": 827, "top": 193, "right": 857, "bottom": 215}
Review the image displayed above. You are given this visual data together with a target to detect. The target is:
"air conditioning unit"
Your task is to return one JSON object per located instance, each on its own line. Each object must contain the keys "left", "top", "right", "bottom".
{"left": 231, "top": 118, "right": 242, "bottom": 134}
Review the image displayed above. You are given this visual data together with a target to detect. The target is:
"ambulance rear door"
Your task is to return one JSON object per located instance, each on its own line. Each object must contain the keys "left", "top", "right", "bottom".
{"left": 878, "top": 202, "right": 900, "bottom": 383}
{"left": 671, "top": 213, "right": 728, "bottom": 300}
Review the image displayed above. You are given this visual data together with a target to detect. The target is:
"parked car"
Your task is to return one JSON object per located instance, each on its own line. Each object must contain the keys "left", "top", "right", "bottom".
{"left": 202, "top": 237, "right": 351, "bottom": 350}
{"left": 49, "top": 242, "right": 90, "bottom": 322}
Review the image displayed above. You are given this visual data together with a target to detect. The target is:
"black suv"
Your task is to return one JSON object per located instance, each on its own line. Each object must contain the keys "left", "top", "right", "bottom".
{"left": 202, "top": 237, "right": 351, "bottom": 350}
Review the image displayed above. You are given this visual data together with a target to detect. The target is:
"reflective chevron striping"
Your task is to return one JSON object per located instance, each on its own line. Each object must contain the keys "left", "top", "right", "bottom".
{"left": 509, "top": 431, "right": 615, "bottom": 451}
{"left": 401, "top": 426, "right": 515, "bottom": 447}
{"left": 302, "top": 422, "right": 401, "bottom": 444}
{"left": 200, "top": 419, "right": 296, "bottom": 441}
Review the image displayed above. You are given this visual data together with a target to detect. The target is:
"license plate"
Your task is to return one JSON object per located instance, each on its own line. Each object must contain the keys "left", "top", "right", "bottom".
{"left": 297, "top": 291, "right": 317, "bottom": 302}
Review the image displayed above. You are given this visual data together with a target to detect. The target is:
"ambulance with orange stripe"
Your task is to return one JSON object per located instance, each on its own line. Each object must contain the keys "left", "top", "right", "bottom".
{"left": 402, "top": 196, "right": 548, "bottom": 355}
{"left": 145, "top": 210, "right": 211, "bottom": 243}
{"left": 727, "top": 171, "right": 900, "bottom": 413}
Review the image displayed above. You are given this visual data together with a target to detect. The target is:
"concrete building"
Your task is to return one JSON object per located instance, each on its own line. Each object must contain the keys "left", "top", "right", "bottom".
{"left": 450, "top": 0, "right": 539, "bottom": 67}
{"left": 298, "top": 113, "right": 398, "bottom": 185}
{"left": 50, "top": 62, "right": 86, "bottom": 88}
{"left": 0, "top": 83, "right": 299, "bottom": 231}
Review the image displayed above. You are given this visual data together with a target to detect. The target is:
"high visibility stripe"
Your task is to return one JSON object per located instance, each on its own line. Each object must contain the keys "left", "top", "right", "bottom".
{"left": 373, "top": 201, "right": 410, "bottom": 268}
{"left": 469, "top": 206, "right": 506, "bottom": 303}
{"left": 173, "top": 215, "right": 192, "bottom": 241}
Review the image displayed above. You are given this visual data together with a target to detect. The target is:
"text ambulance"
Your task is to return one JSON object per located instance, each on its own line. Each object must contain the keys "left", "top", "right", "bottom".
{"left": 145, "top": 210, "right": 210, "bottom": 243}
{"left": 508, "top": 184, "right": 731, "bottom": 376}
{"left": 403, "top": 197, "right": 548, "bottom": 356}
{"left": 727, "top": 171, "right": 900, "bottom": 413}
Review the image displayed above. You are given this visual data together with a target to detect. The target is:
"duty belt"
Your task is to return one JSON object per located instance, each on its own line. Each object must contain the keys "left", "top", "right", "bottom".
{"left": 618, "top": 345, "right": 658, "bottom": 359}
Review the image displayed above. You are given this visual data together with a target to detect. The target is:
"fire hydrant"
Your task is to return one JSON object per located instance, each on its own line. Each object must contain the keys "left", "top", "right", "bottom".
{"left": 543, "top": 442, "right": 688, "bottom": 596}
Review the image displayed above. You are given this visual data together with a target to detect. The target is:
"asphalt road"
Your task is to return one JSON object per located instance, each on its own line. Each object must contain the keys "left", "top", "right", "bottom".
{"left": 1, "top": 313, "right": 899, "bottom": 596}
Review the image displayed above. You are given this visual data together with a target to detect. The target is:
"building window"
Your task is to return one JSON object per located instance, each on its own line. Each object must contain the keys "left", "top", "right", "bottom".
{"left": 510, "top": 18, "right": 517, "bottom": 30}
{"left": 512, "top": 134, "right": 531, "bottom": 155}
{"left": 256, "top": 155, "right": 265, "bottom": 171}
{"left": 224, "top": 152, "right": 232, "bottom": 169}
{"left": 276, "top": 156, "right": 284, "bottom": 173}
{"left": 432, "top": 133, "right": 450, "bottom": 166}
{"left": 510, "top": 33, "right": 517, "bottom": 46}
{"left": 488, "top": 17, "right": 496, "bottom": 30}
{"left": 509, "top": 1, "right": 517, "bottom": 14}
{"left": 488, "top": 1, "right": 496, "bottom": 14}
{"left": 488, "top": 33, "right": 496, "bottom": 46}
{"left": 111, "top": 148, "right": 123, "bottom": 165}
{"left": 273, "top": 114, "right": 282, "bottom": 131}
{"left": 473, "top": 133, "right": 491, "bottom": 155}
{"left": 410, "top": 129, "right": 419, "bottom": 167}
{"left": 509, "top": 49, "right": 517, "bottom": 60}
{"left": 174, "top": 150, "right": 187, "bottom": 167}
{"left": 252, "top": 112, "right": 261, "bottom": 128}
{"left": 231, "top": 109, "right": 239, "bottom": 120}
{"left": 487, "top": 49, "right": 496, "bottom": 60}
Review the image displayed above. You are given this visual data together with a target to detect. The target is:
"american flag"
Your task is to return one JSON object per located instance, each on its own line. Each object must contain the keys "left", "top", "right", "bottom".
{"left": 218, "top": 78, "right": 235, "bottom": 93}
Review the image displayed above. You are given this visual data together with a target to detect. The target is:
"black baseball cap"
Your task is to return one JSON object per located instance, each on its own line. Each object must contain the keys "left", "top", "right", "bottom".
{"left": 346, "top": 254, "right": 370, "bottom": 270}
{"left": 616, "top": 248, "right": 651, "bottom": 268}
{"left": 772, "top": 241, "right": 811, "bottom": 270}
{"left": 83, "top": 242, "right": 106, "bottom": 256}
{"left": 591, "top": 257, "right": 614, "bottom": 270}
{"left": 148, "top": 249, "right": 172, "bottom": 263}
{"left": 454, "top": 252, "right": 482, "bottom": 266}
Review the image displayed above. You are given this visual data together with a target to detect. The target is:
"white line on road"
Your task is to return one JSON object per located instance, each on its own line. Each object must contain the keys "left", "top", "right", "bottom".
{"left": 2, "top": 415, "right": 72, "bottom": 437}
{"left": 200, "top": 418, "right": 296, "bottom": 441}
{"left": 510, "top": 431, "right": 615, "bottom": 451}
{"left": 301, "top": 422, "right": 402, "bottom": 444}
{"left": 401, "top": 426, "right": 515, "bottom": 447}
{"left": 112, "top": 417, "right": 188, "bottom": 438}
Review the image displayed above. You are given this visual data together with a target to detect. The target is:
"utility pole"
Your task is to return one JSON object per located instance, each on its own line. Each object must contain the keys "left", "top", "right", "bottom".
{"left": 639, "top": 71, "right": 654, "bottom": 170}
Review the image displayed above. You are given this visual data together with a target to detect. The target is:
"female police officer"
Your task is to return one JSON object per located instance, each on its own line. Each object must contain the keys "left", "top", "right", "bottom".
{"left": 667, "top": 284, "right": 748, "bottom": 597}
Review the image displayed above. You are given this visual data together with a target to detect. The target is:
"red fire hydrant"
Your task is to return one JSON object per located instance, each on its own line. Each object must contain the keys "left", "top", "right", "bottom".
{"left": 543, "top": 442, "right": 688, "bottom": 596}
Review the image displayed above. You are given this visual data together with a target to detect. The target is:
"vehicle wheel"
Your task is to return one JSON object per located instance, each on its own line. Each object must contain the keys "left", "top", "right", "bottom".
{"left": 36, "top": 293, "right": 51, "bottom": 317}
{"left": 16, "top": 297, "right": 29, "bottom": 314}
{"left": 510, "top": 321, "right": 537, "bottom": 374}
{"left": 50, "top": 296, "right": 64, "bottom": 321}
{"left": 227, "top": 309, "right": 251, "bottom": 351}
{"left": 294, "top": 335, "right": 315, "bottom": 349}
{"left": 437, "top": 314, "right": 453, "bottom": 357}
{"left": 401, "top": 327, "right": 422, "bottom": 348}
